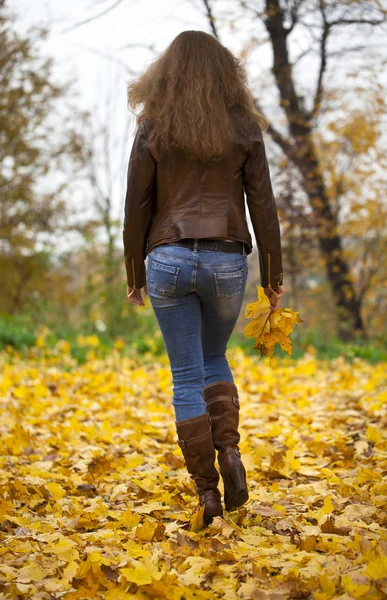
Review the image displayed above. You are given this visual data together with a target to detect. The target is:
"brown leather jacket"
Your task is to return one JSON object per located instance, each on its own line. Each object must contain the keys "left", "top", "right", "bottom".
{"left": 123, "top": 111, "right": 283, "bottom": 292}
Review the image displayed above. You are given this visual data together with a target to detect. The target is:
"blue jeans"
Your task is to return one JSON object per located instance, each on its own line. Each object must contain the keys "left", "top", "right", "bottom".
{"left": 146, "top": 240, "right": 248, "bottom": 422}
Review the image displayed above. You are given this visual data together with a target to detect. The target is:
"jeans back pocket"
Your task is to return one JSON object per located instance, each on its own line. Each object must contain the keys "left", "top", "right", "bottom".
{"left": 213, "top": 267, "right": 244, "bottom": 299}
{"left": 150, "top": 260, "right": 181, "bottom": 295}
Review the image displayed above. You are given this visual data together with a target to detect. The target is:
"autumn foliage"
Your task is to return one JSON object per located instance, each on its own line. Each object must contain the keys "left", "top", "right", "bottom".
{"left": 0, "top": 341, "right": 386, "bottom": 598}
{"left": 244, "top": 286, "right": 303, "bottom": 357}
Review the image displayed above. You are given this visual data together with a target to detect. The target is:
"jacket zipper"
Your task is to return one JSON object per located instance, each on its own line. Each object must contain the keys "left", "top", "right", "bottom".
{"left": 131, "top": 258, "right": 136, "bottom": 288}
{"left": 267, "top": 252, "right": 271, "bottom": 289}
{"left": 267, "top": 252, "right": 283, "bottom": 290}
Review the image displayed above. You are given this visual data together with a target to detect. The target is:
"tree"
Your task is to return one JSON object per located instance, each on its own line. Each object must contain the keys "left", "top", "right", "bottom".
{"left": 78, "top": 76, "right": 135, "bottom": 335}
{"left": 314, "top": 82, "right": 387, "bottom": 338}
{"left": 0, "top": 1, "right": 93, "bottom": 314}
{"left": 201, "top": 0, "right": 387, "bottom": 341}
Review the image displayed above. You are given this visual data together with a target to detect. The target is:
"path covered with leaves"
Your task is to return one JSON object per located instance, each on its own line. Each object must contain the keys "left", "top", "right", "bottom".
{"left": 0, "top": 344, "right": 386, "bottom": 599}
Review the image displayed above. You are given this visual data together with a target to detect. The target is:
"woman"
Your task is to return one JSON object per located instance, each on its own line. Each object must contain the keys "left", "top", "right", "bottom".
{"left": 123, "top": 30, "right": 285, "bottom": 525}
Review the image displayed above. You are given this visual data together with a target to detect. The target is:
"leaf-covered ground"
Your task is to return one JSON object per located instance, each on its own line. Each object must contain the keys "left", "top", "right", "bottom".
{"left": 0, "top": 344, "right": 386, "bottom": 599}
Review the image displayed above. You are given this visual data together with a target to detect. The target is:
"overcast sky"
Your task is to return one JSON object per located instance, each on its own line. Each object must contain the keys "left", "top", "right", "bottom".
{"left": 12, "top": 0, "right": 211, "bottom": 112}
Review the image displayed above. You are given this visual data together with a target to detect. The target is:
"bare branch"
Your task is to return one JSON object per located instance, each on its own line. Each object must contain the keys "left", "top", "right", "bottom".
{"left": 77, "top": 44, "right": 138, "bottom": 76}
{"left": 310, "top": 1, "right": 330, "bottom": 120}
{"left": 202, "top": 0, "right": 219, "bottom": 38}
{"left": 238, "top": 1, "right": 265, "bottom": 20}
{"left": 330, "top": 17, "right": 387, "bottom": 27}
{"left": 60, "top": 0, "right": 126, "bottom": 34}
{"left": 292, "top": 45, "right": 315, "bottom": 65}
{"left": 253, "top": 99, "right": 295, "bottom": 158}
{"left": 329, "top": 44, "right": 368, "bottom": 57}
{"left": 284, "top": 0, "right": 307, "bottom": 36}
{"left": 266, "top": 123, "right": 296, "bottom": 158}
{"left": 120, "top": 42, "right": 156, "bottom": 52}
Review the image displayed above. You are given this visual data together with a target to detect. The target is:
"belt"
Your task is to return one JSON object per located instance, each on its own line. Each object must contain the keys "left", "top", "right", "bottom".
{"left": 168, "top": 238, "right": 245, "bottom": 254}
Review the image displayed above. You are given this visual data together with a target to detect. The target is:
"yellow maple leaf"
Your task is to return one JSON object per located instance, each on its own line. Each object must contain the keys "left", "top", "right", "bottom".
{"left": 366, "top": 424, "right": 384, "bottom": 443}
{"left": 244, "top": 285, "right": 270, "bottom": 318}
{"left": 120, "top": 557, "right": 163, "bottom": 586}
{"left": 45, "top": 482, "right": 66, "bottom": 499}
{"left": 120, "top": 565, "right": 152, "bottom": 586}
{"left": 135, "top": 520, "right": 165, "bottom": 542}
{"left": 17, "top": 563, "right": 46, "bottom": 583}
{"left": 341, "top": 573, "right": 370, "bottom": 598}
{"left": 364, "top": 550, "right": 387, "bottom": 580}
{"left": 244, "top": 285, "right": 303, "bottom": 357}
{"left": 316, "top": 494, "right": 335, "bottom": 522}
{"left": 189, "top": 506, "right": 205, "bottom": 532}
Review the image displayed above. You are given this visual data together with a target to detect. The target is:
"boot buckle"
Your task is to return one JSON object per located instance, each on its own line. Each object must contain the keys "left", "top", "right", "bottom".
{"left": 234, "top": 447, "right": 241, "bottom": 457}
{"left": 178, "top": 439, "right": 186, "bottom": 449}
{"left": 232, "top": 396, "right": 240, "bottom": 408}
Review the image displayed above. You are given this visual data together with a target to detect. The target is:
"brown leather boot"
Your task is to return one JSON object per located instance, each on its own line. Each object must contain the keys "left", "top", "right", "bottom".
{"left": 203, "top": 380, "right": 248, "bottom": 511}
{"left": 175, "top": 411, "right": 223, "bottom": 525}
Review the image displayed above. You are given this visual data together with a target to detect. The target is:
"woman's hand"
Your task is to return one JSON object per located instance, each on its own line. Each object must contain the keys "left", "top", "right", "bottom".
{"left": 264, "top": 285, "right": 286, "bottom": 311}
{"left": 127, "top": 284, "right": 148, "bottom": 306}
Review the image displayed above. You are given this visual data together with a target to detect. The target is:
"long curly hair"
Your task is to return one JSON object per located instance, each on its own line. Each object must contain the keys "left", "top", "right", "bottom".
{"left": 127, "top": 30, "right": 267, "bottom": 163}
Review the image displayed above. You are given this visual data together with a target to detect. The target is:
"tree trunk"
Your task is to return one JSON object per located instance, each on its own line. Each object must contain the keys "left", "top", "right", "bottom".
{"left": 295, "top": 141, "right": 364, "bottom": 340}
{"left": 265, "top": 0, "right": 364, "bottom": 341}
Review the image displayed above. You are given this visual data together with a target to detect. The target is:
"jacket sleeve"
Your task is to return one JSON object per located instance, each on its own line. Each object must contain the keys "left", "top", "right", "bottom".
{"left": 123, "top": 120, "right": 156, "bottom": 289}
{"left": 242, "top": 116, "right": 283, "bottom": 291}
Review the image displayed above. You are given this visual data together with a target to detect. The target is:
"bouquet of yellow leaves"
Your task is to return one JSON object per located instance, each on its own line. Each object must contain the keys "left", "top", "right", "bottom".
{"left": 244, "top": 285, "right": 303, "bottom": 358}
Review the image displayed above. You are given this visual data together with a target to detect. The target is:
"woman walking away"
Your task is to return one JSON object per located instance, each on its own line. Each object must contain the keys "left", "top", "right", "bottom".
{"left": 123, "top": 30, "right": 285, "bottom": 525}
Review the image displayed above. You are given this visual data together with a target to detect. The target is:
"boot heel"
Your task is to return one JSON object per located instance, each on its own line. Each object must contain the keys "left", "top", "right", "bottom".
{"left": 221, "top": 464, "right": 248, "bottom": 511}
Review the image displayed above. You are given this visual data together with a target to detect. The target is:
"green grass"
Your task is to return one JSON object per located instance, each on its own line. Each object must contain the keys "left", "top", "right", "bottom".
{"left": 229, "top": 327, "right": 387, "bottom": 363}
{"left": 0, "top": 312, "right": 386, "bottom": 364}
